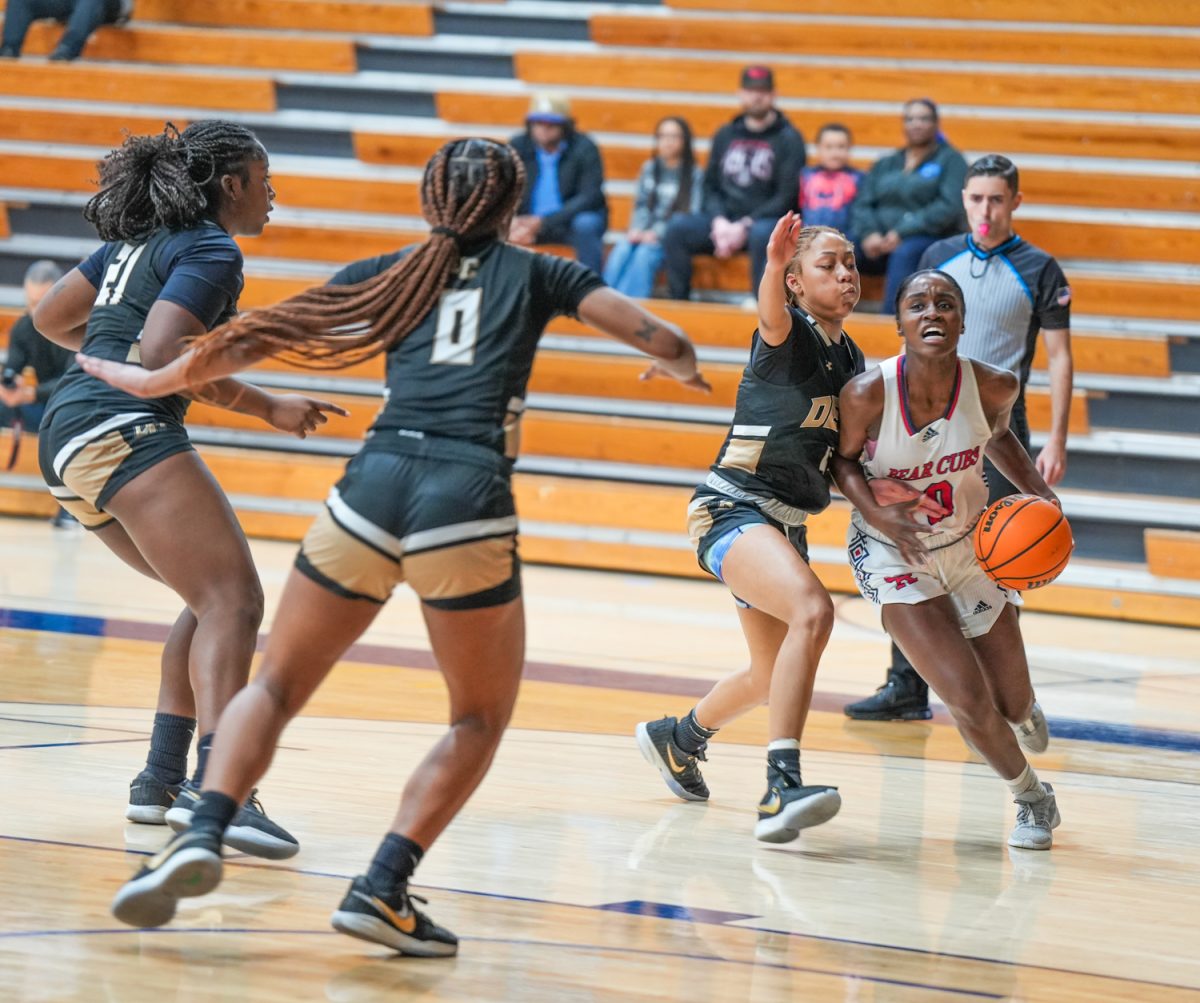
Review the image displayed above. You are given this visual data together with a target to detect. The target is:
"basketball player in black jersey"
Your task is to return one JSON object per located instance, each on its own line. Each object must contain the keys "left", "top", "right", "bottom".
{"left": 32, "top": 122, "right": 342, "bottom": 857}
{"left": 637, "top": 214, "right": 870, "bottom": 842}
{"left": 87, "top": 139, "right": 709, "bottom": 955}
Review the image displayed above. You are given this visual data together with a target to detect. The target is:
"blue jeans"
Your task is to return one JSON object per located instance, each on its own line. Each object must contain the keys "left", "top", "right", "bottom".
{"left": 566, "top": 210, "right": 607, "bottom": 274}
{"left": 602, "top": 238, "right": 665, "bottom": 298}
{"left": 2, "top": 0, "right": 121, "bottom": 57}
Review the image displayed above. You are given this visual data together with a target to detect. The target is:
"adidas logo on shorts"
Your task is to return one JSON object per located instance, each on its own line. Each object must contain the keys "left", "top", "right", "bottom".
{"left": 921, "top": 427, "right": 939, "bottom": 442}
{"left": 972, "top": 600, "right": 993, "bottom": 615}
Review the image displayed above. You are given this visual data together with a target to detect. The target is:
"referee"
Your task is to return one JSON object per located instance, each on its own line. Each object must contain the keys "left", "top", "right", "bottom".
{"left": 845, "top": 153, "right": 1074, "bottom": 721}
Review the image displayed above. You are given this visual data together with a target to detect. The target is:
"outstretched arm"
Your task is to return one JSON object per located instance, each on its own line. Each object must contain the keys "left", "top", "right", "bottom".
{"left": 757, "top": 212, "right": 804, "bottom": 346}
{"left": 576, "top": 287, "right": 711, "bottom": 392}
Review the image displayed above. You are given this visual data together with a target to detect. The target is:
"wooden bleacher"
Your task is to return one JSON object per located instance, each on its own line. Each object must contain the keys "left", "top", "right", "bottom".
{"left": 0, "top": 0, "right": 1197, "bottom": 627}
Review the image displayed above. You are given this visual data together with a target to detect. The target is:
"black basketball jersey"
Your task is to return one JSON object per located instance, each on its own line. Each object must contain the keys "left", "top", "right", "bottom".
{"left": 329, "top": 240, "right": 603, "bottom": 457}
{"left": 47, "top": 222, "right": 244, "bottom": 424}
{"left": 710, "top": 307, "right": 865, "bottom": 513}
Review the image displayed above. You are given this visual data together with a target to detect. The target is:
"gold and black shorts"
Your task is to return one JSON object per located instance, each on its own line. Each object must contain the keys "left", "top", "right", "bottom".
{"left": 38, "top": 404, "right": 194, "bottom": 530}
{"left": 297, "top": 436, "right": 520, "bottom": 610}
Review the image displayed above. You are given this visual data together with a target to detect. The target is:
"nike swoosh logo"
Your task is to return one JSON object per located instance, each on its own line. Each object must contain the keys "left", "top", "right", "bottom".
{"left": 355, "top": 890, "right": 416, "bottom": 934}
{"left": 665, "top": 745, "right": 688, "bottom": 776}
{"left": 760, "top": 790, "right": 782, "bottom": 816}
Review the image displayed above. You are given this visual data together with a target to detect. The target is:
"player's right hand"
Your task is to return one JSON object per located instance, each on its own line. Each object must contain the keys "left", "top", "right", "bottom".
{"left": 76, "top": 353, "right": 179, "bottom": 398}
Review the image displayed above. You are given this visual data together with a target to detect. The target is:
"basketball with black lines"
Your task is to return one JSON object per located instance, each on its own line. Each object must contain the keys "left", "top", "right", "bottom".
{"left": 973, "top": 495, "right": 1074, "bottom": 591}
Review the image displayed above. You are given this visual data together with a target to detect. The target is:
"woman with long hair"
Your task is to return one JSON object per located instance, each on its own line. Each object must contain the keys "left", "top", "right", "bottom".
{"left": 603, "top": 116, "right": 703, "bottom": 298}
{"left": 33, "top": 121, "right": 342, "bottom": 857}
{"left": 638, "top": 215, "right": 867, "bottom": 842}
{"left": 90, "top": 138, "right": 710, "bottom": 955}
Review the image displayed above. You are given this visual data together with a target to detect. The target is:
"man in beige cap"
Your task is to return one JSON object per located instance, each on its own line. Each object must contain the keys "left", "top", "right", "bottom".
{"left": 509, "top": 93, "right": 608, "bottom": 272}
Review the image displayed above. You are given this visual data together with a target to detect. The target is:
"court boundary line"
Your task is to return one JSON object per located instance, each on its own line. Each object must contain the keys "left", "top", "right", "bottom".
{"left": 4, "top": 606, "right": 1200, "bottom": 753}
{"left": 0, "top": 833, "right": 1195, "bottom": 995}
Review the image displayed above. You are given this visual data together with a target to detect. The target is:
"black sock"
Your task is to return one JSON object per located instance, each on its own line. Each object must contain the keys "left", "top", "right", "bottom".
{"left": 672, "top": 709, "right": 717, "bottom": 755}
{"left": 767, "top": 747, "right": 802, "bottom": 785}
{"left": 191, "top": 733, "right": 214, "bottom": 787}
{"left": 145, "top": 712, "right": 195, "bottom": 785}
{"left": 366, "top": 833, "right": 425, "bottom": 898}
{"left": 189, "top": 791, "right": 239, "bottom": 838}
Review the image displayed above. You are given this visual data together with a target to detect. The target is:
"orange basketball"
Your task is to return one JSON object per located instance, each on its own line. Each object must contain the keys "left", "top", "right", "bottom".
{"left": 973, "top": 495, "right": 1074, "bottom": 591}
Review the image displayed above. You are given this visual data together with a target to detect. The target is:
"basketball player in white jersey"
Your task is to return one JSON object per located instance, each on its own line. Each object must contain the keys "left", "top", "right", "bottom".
{"left": 831, "top": 269, "right": 1063, "bottom": 849}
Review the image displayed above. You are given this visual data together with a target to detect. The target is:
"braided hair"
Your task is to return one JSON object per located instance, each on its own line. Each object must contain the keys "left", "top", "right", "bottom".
{"left": 84, "top": 121, "right": 265, "bottom": 243}
{"left": 185, "top": 138, "right": 525, "bottom": 377}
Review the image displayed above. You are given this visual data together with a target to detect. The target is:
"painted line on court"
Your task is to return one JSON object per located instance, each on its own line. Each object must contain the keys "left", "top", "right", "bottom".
{"left": 1, "top": 833, "right": 1196, "bottom": 995}
{"left": 0, "top": 714, "right": 148, "bottom": 736}
{"left": 0, "top": 926, "right": 1003, "bottom": 998}
{"left": 4, "top": 605, "right": 1200, "bottom": 754}
{"left": 0, "top": 737, "right": 149, "bottom": 751}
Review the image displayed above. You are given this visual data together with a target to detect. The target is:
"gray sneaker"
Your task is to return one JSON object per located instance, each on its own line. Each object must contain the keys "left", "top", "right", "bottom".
{"left": 1009, "top": 781, "right": 1061, "bottom": 850}
{"left": 165, "top": 782, "right": 299, "bottom": 860}
{"left": 1013, "top": 701, "right": 1049, "bottom": 754}
{"left": 125, "top": 770, "right": 181, "bottom": 825}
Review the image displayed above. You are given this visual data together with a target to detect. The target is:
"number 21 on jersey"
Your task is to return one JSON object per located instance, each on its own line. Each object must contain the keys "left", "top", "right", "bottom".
{"left": 431, "top": 288, "right": 482, "bottom": 366}
{"left": 95, "top": 242, "right": 148, "bottom": 307}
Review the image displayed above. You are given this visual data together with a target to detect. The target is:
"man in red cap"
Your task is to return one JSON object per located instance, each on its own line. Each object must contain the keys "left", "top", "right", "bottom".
{"left": 663, "top": 66, "right": 806, "bottom": 302}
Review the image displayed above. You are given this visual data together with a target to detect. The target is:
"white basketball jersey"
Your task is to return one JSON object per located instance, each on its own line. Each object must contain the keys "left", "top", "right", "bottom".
{"left": 852, "top": 354, "right": 993, "bottom": 547}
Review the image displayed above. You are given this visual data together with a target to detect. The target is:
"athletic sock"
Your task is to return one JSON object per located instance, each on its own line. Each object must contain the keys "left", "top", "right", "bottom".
{"left": 673, "top": 708, "right": 717, "bottom": 755}
{"left": 188, "top": 791, "right": 239, "bottom": 838}
{"left": 767, "top": 738, "right": 801, "bottom": 784}
{"left": 145, "top": 712, "right": 195, "bottom": 785}
{"left": 191, "top": 733, "right": 214, "bottom": 787}
{"left": 366, "top": 833, "right": 425, "bottom": 898}
{"left": 1005, "top": 762, "right": 1046, "bottom": 800}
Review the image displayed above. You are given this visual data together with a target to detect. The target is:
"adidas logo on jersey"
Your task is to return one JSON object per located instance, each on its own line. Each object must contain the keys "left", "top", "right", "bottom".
{"left": 972, "top": 600, "right": 993, "bottom": 615}
{"left": 921, "top": 427, "right": 939, "bottom": 443}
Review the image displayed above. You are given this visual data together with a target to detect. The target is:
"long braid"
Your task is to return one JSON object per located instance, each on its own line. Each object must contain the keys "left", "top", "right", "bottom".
{"left": 84, "top": 121, "right": 263, "bottom": 242}
{"left": 184, "top": 139, "right": 525, "bottom": 379}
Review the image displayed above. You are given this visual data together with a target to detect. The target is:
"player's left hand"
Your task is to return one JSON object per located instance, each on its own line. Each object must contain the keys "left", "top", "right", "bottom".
{"left": 764, "top": 212, "right": 804, "bottom": 270}
{"left": 1035, "top": 439, "right": 1067, "bottom": 486}
{"left": 267, "top": 394, "right": 351, "bottom": 438}
{"left": 639, "top": 361, "right": 712, "bottom": 393}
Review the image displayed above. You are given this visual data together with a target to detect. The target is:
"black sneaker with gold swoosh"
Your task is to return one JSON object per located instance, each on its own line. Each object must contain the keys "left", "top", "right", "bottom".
{"left": 331, "top": 876, "right": 459, "bottom": 957}
{"left": 166, "top": 781, "right": 299, "bottom": 860}
{"left": 125, "top": 769, "right": 181, "bottom": 825}
{"left": 111, "top": 829, "right": 223, "bottom": 928}
{"left": 635, "top": 716, "right": 710, "bottom": 802}
{"left": 754, "top": 770, "right": 841, "bottom": 843}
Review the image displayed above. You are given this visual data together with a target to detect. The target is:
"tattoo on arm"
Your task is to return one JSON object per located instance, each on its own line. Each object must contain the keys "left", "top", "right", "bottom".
{"left": 632, "top": 318, "right": 657, "bottom": 344}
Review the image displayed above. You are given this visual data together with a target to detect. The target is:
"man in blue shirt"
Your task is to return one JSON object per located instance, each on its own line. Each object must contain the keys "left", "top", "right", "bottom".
{"left": 509, "top": 94, "right": 608, "bottom": 273}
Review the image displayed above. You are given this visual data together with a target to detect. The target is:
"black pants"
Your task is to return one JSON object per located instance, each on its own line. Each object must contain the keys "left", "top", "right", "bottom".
{"left": 889, "top": 393, "right": 1032, "bottom": 678}
{"left": 2, "top": 0, "right": 121, "bottom": 57}
{"left": 662, "top": 212, "right": 776, "bottom": 299}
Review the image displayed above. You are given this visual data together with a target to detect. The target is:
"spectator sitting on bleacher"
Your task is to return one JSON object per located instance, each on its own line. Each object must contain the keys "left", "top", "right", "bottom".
{"left": 0, "top": 261, "right": 71, "bottom": 432}
{"left": 799, "top": 123, "right": 863, "bottom": 237}
{"left": 850, "top": 98, "right": 967, "bottom": 312}
{"left": 509, "top": 93, "right": 608, "bottom": 273}
{"left": 663, "top": 65, "right": 806, "bottom": 303}
{"left": 602, "top": 116, "right": 703, "bottom": 299}
{"left": 0, "top": 0, "right": 133, "bottom": 61}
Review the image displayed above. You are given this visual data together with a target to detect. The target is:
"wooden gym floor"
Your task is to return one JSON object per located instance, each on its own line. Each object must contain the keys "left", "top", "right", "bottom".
{"left": 0, "top": 515, "right": 1197, "bottom": 1002}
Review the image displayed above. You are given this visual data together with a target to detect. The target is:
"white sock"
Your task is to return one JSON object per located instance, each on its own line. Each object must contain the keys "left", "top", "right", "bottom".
{"left": 767, "top": 738, "right": 800, "bottom": 752}
{"left": 1004, "top": 763, "right": 1046, "bottom": 800}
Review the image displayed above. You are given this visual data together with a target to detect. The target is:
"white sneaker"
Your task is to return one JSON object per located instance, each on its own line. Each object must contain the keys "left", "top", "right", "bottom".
{"left": 1013, "top": 701, "right": 1049, "bottom": 754}
{"left": 1009, "top": 781, "right": 1060, "bottom": 850}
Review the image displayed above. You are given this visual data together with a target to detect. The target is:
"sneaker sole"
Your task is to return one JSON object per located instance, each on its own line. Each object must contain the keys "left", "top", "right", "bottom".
{"left": 635, "top": 723, "right": 708, "bottom": 803}
{"left": 330, "top": 911, "right": 458, "bottom": 958}
{"left": 844, "top": 707, "right": 933, "bottom": 721}
{"left": 125, "top": 804, "right": 169, "bottom": 825}
{"left": 165, "top": 807, "right": 300, "bottom": 861}
{"left": 111, "top": 847, "right": 222, "bottom": 928}
{"left": 754, "top": 789, "right": 842, "bottom": 844}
